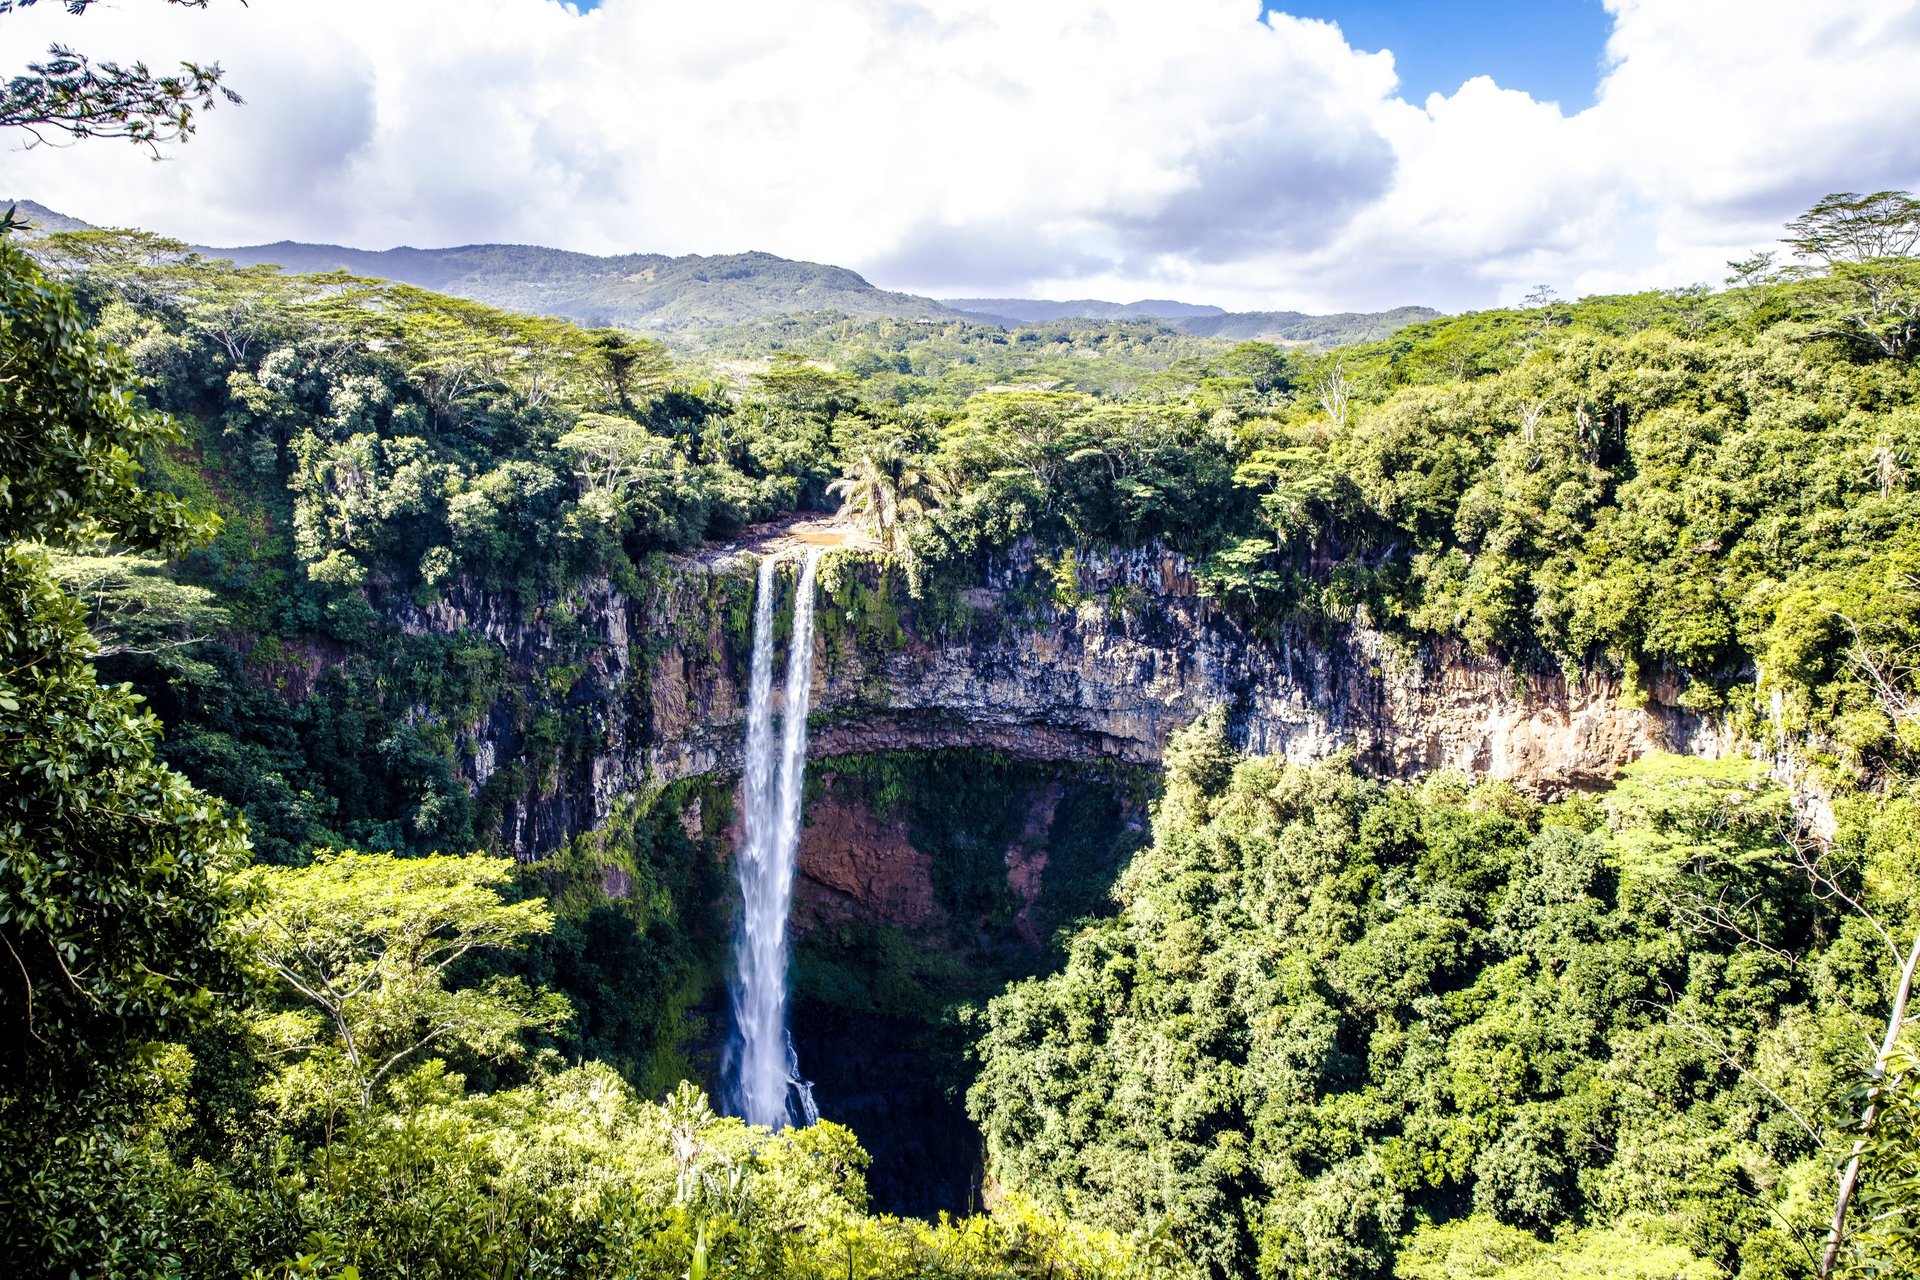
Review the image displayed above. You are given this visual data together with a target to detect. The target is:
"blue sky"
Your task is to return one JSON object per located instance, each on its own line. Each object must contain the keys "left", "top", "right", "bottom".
{"left": 1275, "top": 1, "right": 1613, "bottom": 110}
{"left": 561, "top": 0, "right": 1617, "bottom": 111}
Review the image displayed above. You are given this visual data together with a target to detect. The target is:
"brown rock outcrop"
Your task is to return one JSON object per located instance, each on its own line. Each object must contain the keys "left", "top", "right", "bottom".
{"left": 794, "top": 788, "right": 937, "bottom": 929}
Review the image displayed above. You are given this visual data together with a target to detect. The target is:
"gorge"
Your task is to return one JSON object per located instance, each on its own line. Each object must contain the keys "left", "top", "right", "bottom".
{"left": 375, "top": 525, "right": 1748, "bottom": 1216}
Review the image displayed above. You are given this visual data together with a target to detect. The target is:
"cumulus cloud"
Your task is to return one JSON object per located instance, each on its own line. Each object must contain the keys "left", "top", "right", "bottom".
{"left": 0, "top": 0, "right": 1917, "bottom": 311}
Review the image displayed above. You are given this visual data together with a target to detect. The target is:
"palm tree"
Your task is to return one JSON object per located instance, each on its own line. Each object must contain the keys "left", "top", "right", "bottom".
{"left": 828, "top": 442, "right": 933, "bottom": 551}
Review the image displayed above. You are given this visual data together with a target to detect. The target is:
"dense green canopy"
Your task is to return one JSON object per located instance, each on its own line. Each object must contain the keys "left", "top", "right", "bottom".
{"left": 6, "top": 196, "right": 1920, "bottom": 1278}
{"left": 968, "top": 717, "right": 1891, "bottom": 1279}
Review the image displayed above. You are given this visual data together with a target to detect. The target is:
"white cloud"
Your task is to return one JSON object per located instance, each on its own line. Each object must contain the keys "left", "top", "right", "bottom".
{"left": 1, "top": 0, "right": 1917, "bottom": 312}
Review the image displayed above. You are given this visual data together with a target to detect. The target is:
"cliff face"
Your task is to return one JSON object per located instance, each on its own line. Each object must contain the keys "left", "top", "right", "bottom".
{"left": 405, "top": 540, "right": 1729, "bottom": 857}
{"left": 790, "top": 785, "right": 938, "bottom": 930}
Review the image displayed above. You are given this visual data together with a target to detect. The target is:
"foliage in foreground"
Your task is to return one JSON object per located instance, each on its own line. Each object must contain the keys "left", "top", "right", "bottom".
{"left": 0, "top": 232, "right": 249, "bottom": 1180}
{"left": 4, "top": 845, "right": 1185, "bottom": 1280}
{"left": 970, "top": 714, "right": 1920, "bottom": 1280}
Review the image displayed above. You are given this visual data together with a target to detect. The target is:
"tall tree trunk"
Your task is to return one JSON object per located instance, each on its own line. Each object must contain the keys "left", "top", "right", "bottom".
{"left": 1822, "top": 929, "right": 1920, "bottom": 1277}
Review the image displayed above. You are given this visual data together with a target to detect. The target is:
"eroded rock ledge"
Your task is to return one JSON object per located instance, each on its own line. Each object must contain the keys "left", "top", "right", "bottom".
{"left": 403, "top": 539, "right": 1729, "bottom": 856}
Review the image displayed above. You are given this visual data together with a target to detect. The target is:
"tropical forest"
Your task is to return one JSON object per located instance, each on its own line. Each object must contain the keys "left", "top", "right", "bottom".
{"left": 5, "top": 2, "right": 1920, "bottom": 1279}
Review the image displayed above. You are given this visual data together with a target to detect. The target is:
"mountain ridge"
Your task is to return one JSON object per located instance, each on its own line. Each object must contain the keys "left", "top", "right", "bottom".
{"left": 192, "top": 239, "right": 951, "bottom": 330}
{"left": 4, "top": 198, "right": 94, "bottom": 234}
{"left": 8, "top": 199, "right": 1438, "bottom": 344}
{"left": 945, "top": 297, "right": 1230, "bottom": 323}
{"left": 945, "top": 296, "right": 1442, "bottom": 344}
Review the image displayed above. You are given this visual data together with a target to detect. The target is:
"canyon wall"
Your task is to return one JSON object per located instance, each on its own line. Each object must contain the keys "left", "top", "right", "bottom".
{"left": 398, "top": 538, "right": 1731, "bottom": 857}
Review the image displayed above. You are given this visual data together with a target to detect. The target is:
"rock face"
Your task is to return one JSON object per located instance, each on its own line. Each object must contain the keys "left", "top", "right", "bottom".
{"left": 415, "top": 540, "right": 1730, "bottom": 857}
{"left": 636, "top": 542, "right": 1728, "bottom": 792}
{"left": 793, "top": 785, "right": 937, "bottom": 930}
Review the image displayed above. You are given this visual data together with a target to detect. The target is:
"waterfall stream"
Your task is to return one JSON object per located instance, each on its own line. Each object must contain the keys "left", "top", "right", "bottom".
{"left": 728, "top": 549, "right": 821, "bottom": 1130}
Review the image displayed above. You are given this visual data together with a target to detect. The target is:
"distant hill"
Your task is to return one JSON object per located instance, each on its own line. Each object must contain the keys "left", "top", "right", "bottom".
{"left": 2, "top": 198, "right": 95, "bottom": 234}
{"left": 945, "top": 297, "right": 1228, "bottom": 325}
{"left": 1174, "top": 306, "right": 1442, "bottom": 344}
{"left": 194, "top": 240, "right": 954, "bottom": 331}
{"left": 10, "top": 201, "right": 1438, "bottom": 343}
{"left": 945, "top": 296, "right": 1440, "bottom": 347}
{"left": 13, "top": 202, "right": 950, "bottom": 329}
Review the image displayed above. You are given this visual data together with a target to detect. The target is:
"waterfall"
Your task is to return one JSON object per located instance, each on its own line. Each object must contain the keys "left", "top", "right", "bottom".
{"left": 728, "top": 549, "right": 821, "bottom": 1130}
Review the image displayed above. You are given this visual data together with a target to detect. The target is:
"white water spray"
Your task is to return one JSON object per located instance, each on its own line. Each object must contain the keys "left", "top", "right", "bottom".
{"left": 728, "top": 549, "right": 821, "bottom": 1129}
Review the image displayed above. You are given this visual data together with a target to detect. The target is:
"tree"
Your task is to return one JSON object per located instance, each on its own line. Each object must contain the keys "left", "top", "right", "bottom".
{"left": 1811, "top": 609, "right": 1920, "bottom": 1276}
{"left": 556, "top": 413, "right": 676, "bottom": 497}
{"left": 1641, "top": 648, "right": 1920, "bottom": 1276}
{"left": 941, "top": 389, "right": 1088, "bottom": 500}
{"left": 1824, "top": 935, "right": 1920, "bottom": 1277}
{"left": 1869, "top": 442, "right": 1909, "bottom": 501}
{"left": 590, "top": 327, "right": 671, "bottom": 414}
{"left": 1839, "top": 1039, "right": 1920, "bottom": 1276}
{"left": 1785, "top": 191, "right": 1920, "bottom": 268}
{"left": 0, "top": 1, "right": 241, "bottom": 155}
{"left": 1781, "top": 192, "right": 1920, "bottom": 360}
{"left": 241, "top": 849, "right": 566, "bottom": 1115}
{"left": 0, "top": 236, "right": 244, "bottom": 1070}
{"left": 46, "top": 551, "right": 227, "bottom": 658}
{"left": 0, "top": 248, "right": 215, "bottom": 550}
{"left": 1812, "top": 259, "right": 1920, "bottom": 360}
{"left": 1316, "top": 359, "right": 1351, "bottom": 429}
{"left": 0, "top": 231, "right": 252, "bottom": 1269}
{"left": 829, "top": 442, "right": 933, "bottom": 551}
{"left": 1215, "top": 341, "right": 1293, "bottom": 396}
{"left": 185, "top": 261, "right": 291, "bottom": 365}
{"left": 1727, "top": 250, "right": 1782, "bottom": 289}
{"left": 749, "top": 354, "right": 860, "bottom": 420}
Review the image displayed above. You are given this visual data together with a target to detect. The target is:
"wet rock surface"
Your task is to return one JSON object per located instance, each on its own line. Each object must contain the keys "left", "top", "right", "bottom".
{"left": 773, "top": 764, "right": 1137, "bottom": 1217}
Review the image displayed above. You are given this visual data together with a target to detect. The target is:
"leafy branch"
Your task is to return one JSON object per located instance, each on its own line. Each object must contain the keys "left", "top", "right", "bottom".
{"left": 0, "top": 0, "right": 242, "bottom": 157}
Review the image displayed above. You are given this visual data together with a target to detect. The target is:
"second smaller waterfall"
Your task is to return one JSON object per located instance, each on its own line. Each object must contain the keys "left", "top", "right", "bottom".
{"left": 727, "top": 548, "right": 822, "bottom": 1130}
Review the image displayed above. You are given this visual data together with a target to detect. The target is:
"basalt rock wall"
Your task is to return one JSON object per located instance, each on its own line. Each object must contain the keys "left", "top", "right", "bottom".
{"left": 401, "top": 541, "right": 1730, "bottom": 858}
